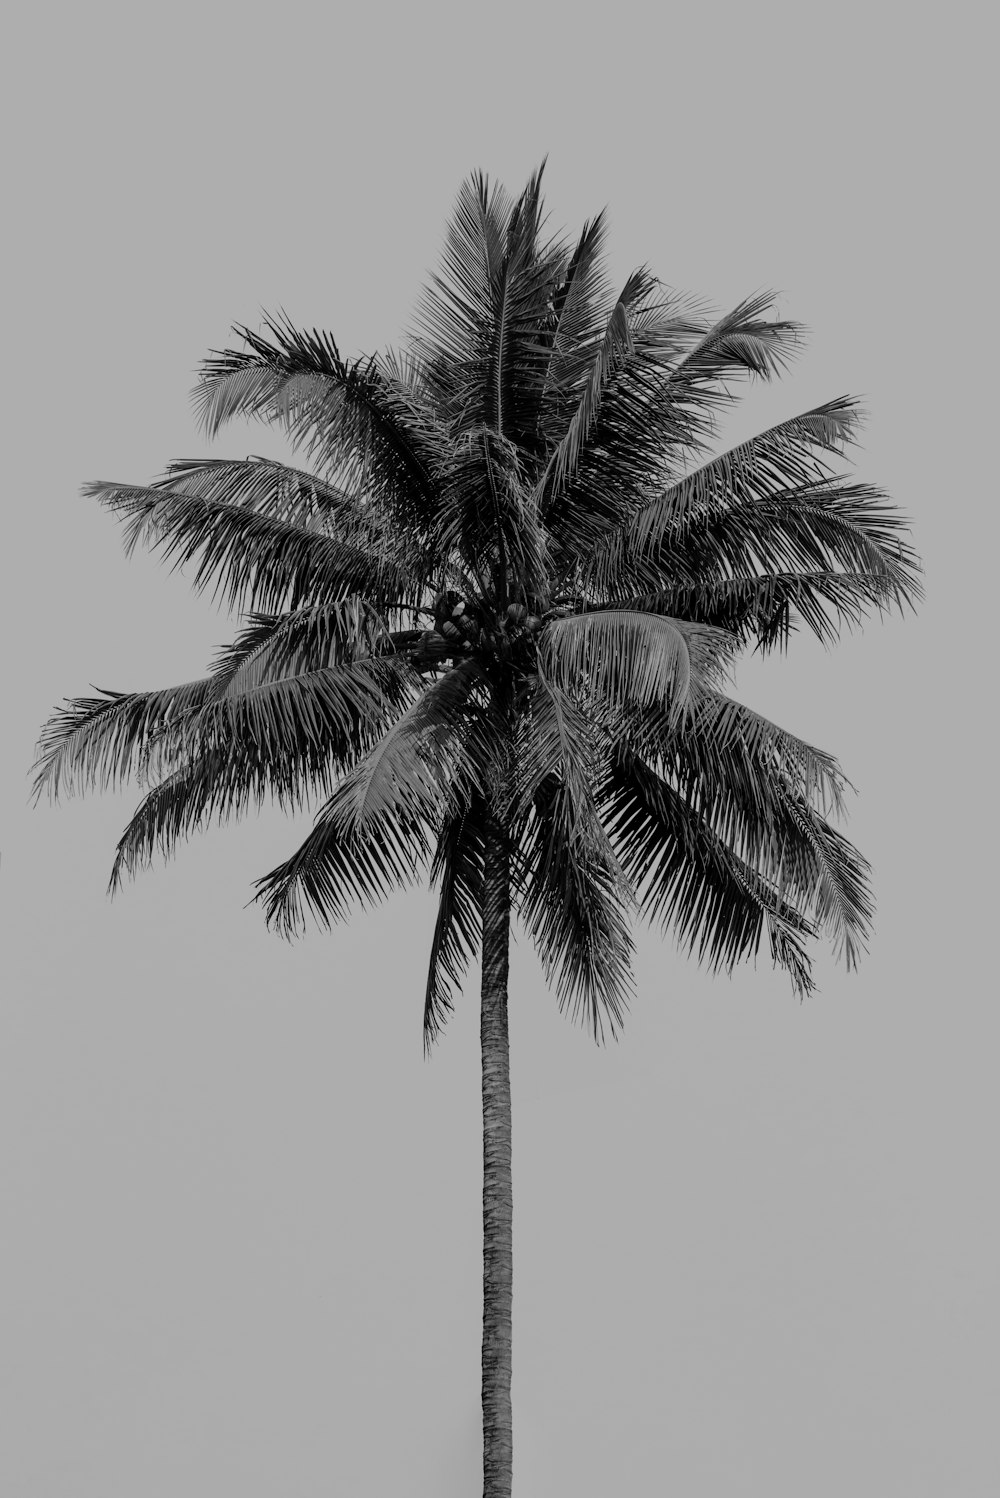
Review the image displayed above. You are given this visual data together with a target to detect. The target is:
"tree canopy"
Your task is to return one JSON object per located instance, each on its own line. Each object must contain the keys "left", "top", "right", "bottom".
{"left": 34, "top": 164, "right": 922, "bottom": 1052}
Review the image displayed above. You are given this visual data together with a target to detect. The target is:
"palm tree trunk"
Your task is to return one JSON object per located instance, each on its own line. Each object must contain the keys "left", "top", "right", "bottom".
{"left": 480, "top": 809, "right": 513, "bottom": 1498}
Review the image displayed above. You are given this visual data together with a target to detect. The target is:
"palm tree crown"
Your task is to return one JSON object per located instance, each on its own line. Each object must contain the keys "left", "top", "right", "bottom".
{"left": 34, "top": 164, "right": 921, "bottom": 1054}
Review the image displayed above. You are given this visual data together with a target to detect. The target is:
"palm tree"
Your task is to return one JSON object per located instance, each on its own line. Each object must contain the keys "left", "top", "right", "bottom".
{"left": 33, "top": 165, "right": 921, "bottom": 1498}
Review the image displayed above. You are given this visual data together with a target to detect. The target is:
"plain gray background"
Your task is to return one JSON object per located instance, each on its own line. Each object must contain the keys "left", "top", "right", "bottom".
{"left": 3, "top": 3, "right": 995, "bottom": 1494}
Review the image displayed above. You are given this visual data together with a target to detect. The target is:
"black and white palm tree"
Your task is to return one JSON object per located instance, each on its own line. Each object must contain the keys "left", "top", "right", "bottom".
{"left": 33, "top": 164, "right": 921, "bottom": 1498}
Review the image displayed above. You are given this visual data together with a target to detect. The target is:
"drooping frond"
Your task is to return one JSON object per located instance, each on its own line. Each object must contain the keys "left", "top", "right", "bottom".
{"left": 252, "top": 797, "right": 436, "bottom": 938}
{"left": 86, "top": 478, "right": 415, "bottom": 616}
{"left": 658, "top": 290, "right": 802, "bottom": 404}
{"left": 511, "top": 670, "right": 610, "bottom": 844}
{"left": 254, "top": 661, "right": 504, "bottom": 937}
{"left": 515, "top": 774, "right": 636, "bottom": 1043}
{"left": 633, "top": 686, "right": 851, "bottom": 832}
{"left": 623, "top": 689, "right": 873, "bottom": 964}
{"left": 423, "top": 794, "right": 487, "bottom": 1055}
{"left": 98, "top": 655, "right": 416, "bottom": 889}
{"left": 598, "top": 748, "right": 818, "bottom": 993}
{"left": 326, "top": 658, "right": 500, "bottom": 835}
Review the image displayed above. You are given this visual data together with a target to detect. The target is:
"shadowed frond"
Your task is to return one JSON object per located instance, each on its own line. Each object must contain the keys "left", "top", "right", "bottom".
{"left": 539, "top": 267, "right": 659, "bottom": 501}
{"left": 511, "top": 670, "right": 609, "bottom": 840}
{"left": 252, "top": 800, "right": 436, "bottom": 938}
{"left": 86, "top": 479, "right": 415, "bottom": 615}
{"left": 253, "top": 661, "right": 505, "bottom": 937}
{"left": 423, "top": 795, "right": 487, "bottom": 1055}
{"left": 623, "top": 569, "right": 910, "bottom": 652}
{"left": 585, "top": 396, "right": 866, "bottom": 592}
{"left": 434, "top": 427, "right": 550, "bottom": 604}
{"left": 32, "top": 679, "right": 212, "bottom": 803}
{"left": 515, "top": 775, "right": 635, "bottom": 1042}
{"left": 106, "top": 661, "right": 414, "bottom": 893}
{"left": 624, "top": 689, "right": 872, "bottom": 963}
{"left": 598, "top": 749, "right": 818, "bottom": 994}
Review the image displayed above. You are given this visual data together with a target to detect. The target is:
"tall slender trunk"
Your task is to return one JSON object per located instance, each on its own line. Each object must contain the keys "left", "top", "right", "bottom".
{"left": 480, "top": 808, "right": 513, "bottom": 1498}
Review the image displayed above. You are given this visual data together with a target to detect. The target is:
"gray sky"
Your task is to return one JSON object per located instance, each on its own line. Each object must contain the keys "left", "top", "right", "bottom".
{"left": 3, "top": 4, "right": 995, "bottom": 1494}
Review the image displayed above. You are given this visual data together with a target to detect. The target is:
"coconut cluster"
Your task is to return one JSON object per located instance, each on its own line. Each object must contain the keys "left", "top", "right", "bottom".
{"left": 413, "top": 592, "right": 543, "bottom": 665}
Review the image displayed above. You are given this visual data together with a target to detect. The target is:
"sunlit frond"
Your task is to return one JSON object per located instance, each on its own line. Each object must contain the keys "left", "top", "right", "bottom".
{"left": 153, "top": 456, "right": 361, "bottom": 529}
{"left": 540, "top": 608, "right": 736, "bottom": 721}
{"left": 194, "top": 316, "right": 444, "bottom": 534}
{"left": 326, "top": 659, "right": 500, "bottom": 835}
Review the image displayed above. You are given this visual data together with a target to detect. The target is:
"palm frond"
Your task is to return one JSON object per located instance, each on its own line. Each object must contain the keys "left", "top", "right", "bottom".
{"left": 623, "top": 689, "right": 873, "bottom": 964}
{"left": 511, "top": 669, "right": 608, "bottom": 841}
{"left": 538, "top": 210, "right": 613, "bottom": 400}
{"left": 423, "top": 795, "right": 487, "bottom": 1055}
{"left": 434, "top": 427, "right": 550, "bottom": 605}
{"left": 107, "top": 656, "right": 417, "bottom": 890}
{"left": 205, "top": 598, "right": 391, "bottom": 697}
{"left": 86, "top": 479, "right": 414, "bottom": 616}
{"left": 515, "top": 775, "right": 635, "bottom": 1043}
{"left": 539, "top": 266, "right": 659, "bottom": 502}
{"left": 194, "top": 316, "right": 443, "bottom": 533}
{"left": 252, "top": 798, "right": 436, "bottom": 938}
{"left": 585, "top": 396, "right": 865, "bottom": 592}
{"left": 660, "top": 290, "right": 802, "bottom": 397}
{"left": 621, "top": 569, "right": 910, "bottom": 652}
{"left": 328, "top": 659, "right": 502, "bottom": 834}
{"left": 253, "top": 661, "right": 504, "bottom": 937}
{"left": 153, "top": 456, "right": 361, "bottom": 528}
{"left": 540, "top": 608, "right": 736, "bottom": 721}
{"left": 593, "top": 472, "right": 922, "bottom": 633}
{"left": 598, "top": 749, "right": 818, "bottom": 994}
{"left": 32, "top": 678, "right": 211, "bottom": 804}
